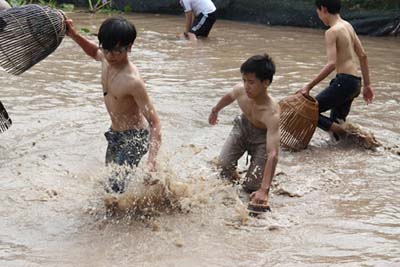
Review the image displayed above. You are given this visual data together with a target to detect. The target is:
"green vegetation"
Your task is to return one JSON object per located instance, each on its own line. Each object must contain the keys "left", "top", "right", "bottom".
{"left": 6, "top": 0, "right": 73, "bottom": 10}
{"left": 5, "top": 0, "right": 117, "bottom": 13}
{"left": 6, "top": 0, "right": 32, "bottom": 7}
{"left": 87, "top": 0, "right": 113, "bottom": 13}
{"left": 341, "top": 0, "right": 399, "bottom": 10}
{"left": 80, "top": 27, "right": 91, "bottom": 33}
{"left": 123, "top": 4, "right": 132, "bottom": 13}
{"left": 299, "top": 0, "right": 399, "bottom": 10}
{"left": 38, "top": 0, "right": 56, "bottom": 8}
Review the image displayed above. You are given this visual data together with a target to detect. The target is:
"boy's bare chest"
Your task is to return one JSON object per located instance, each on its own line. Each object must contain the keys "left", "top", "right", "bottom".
{"left": 101, "top": 71, "right": 128, "bottom": 99}
{"left": 238, "top": 99, "right": 268, "bottom": 129}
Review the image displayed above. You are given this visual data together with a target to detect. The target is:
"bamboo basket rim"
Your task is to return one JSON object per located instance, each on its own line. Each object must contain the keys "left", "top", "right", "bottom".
{"left": 279, "top": 93, "right": 319, "bottom": 123}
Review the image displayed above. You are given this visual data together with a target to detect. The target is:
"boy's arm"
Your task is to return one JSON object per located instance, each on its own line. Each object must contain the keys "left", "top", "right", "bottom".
{"left": 180, "top": 0, "right": 194, "bottom": 34}
{"left": 184, "top": 11, "right": 194, "bottom": 34}
{"left": 300, "top": 30, "right": 337, "bottom": 95}
{"left": 180, "top": 11, "right": 197, "bottom": 41}
{"left": 65, "top": 18, "right": 102, "bottom": 61}
{"left": 208, "top": 84, "right": 241, "bottom": 125}
{"left": 354, "top": 34, "right": 374, "bottom": 104}
{"left": 250, "top": 109, "right": 280, "bottom": 205}
{"left": 131, "top": 79, "right": 161, "bottom": 172}
{"left": 176, "top": 0, "right": 196, "bottom": 40}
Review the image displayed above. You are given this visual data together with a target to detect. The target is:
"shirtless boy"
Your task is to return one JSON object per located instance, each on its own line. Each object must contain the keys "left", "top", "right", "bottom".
{"left": 299, "top": 0, "right": 374, "bottom": 138}
{"left": 209, "top": 54, "right": 280, "bottom": 207}
{"left": 178, "top": 0, "right": 217, "bottom": 41}
{"left": 65, "top": 16, "right": 161, "bottom": 193}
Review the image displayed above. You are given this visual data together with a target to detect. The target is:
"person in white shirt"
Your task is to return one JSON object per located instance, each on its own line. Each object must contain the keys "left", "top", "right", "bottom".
{"left": 178, "top": 0, "right": 217, "bottom": 41}
{"left": 0, "top": 0, "right": 11, "bottom": 11}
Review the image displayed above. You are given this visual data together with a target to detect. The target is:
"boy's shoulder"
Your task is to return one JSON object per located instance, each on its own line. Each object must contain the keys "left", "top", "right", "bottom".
{"left": 119, "top": 62, "right": 140, "bottom": 79}
{"left": 233, "top": 82, "right": 244, "bottom": 91}
{"left": 114, "top": 64, "right": 144, "bottom": 90}
{"left": 326, "top": 20, "right": 354, "bottom": 35}
{"left": 232, "top": 82, "right": 245, "bottom": 97}
{"left": 266, "top": 95, "right": 279, "bottom": 112}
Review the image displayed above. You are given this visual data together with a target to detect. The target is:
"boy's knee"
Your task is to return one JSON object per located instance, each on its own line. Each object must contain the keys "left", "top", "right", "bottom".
{"left": 218, "top": 156, "right": 234, "bottom": 170}
{"left": 218, "top": 156, "right": 239, "bottom": 182}
{"left": 220, "top": 168, "right": 241, "bottom": 184}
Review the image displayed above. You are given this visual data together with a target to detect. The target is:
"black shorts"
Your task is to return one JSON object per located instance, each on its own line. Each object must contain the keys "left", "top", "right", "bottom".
{"left": 316, "top": 73, "right": 361, "bottom": 131}
{"left": 190, "top": 11, "right": 216, "bottom": 37}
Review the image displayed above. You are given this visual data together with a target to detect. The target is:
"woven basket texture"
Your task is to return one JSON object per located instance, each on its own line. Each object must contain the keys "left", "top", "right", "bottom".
{"left": 279, "top": 94, "right": 319, "bottom": 151}
{"left": 0, "top": 4, "right": 65, "bottom": 75}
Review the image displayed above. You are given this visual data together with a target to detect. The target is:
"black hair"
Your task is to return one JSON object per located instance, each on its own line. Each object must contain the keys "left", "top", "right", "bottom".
{"left": 98, "top": 17, "right": 137, "bottom": 50}
{"left": 240, "top": 54, "right": 276, "bottom": 83}
{"left": 315, "top": 0, "right": 341, "bottom": 14}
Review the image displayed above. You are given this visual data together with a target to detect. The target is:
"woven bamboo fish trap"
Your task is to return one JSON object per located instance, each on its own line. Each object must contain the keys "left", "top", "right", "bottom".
{"left": 0, "top": 4, "right": 66, "bottom": 75}
{"left": 0, "top": 100, "right": 12, "bottom": 133}
{"left": 279, "top": 93, "right": 319, "bottom": 151}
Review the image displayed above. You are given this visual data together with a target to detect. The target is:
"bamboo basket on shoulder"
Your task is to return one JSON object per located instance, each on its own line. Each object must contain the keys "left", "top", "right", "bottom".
{"left": 0, "top": 4, "right": 66, "bottom": 75}
{"left": 279, "top": 93, "right": 319, "bottom": 151}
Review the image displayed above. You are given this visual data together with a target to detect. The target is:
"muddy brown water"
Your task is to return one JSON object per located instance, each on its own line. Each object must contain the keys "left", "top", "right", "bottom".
{"left": 0, "top": 12, "right": 399, "bottom": 267}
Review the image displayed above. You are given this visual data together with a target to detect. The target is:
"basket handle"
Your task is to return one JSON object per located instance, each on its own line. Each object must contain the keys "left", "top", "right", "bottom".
{"left": 301, "top": 93, "right": 317, "bottom": 103}
{"left": 293, "top": 92, "right": 317, "bottom": 103}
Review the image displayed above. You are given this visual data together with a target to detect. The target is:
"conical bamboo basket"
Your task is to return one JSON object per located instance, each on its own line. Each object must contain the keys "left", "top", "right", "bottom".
{"left": 279, "top": 93, "right": 319, "bottom": 151}
{"left": 0, "top": 4, "right": 66, "bottom": 75}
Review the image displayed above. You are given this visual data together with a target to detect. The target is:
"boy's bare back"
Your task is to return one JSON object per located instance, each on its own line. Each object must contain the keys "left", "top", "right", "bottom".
{"left": 328, "top": 20, "right": 359, "bottom": 76}
{"left": 326, "top": 20, "right": 357, "bottom": 76}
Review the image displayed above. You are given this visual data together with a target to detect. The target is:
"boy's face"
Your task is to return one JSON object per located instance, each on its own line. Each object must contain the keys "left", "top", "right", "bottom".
{"left": 101, "top": 44, "right": 132, "bottom": 65}
{"left": 242, "top": 73, "right": 270, "bottom": 99}
{"left": 316, "top": 6, "right": 329, "bottom": 26}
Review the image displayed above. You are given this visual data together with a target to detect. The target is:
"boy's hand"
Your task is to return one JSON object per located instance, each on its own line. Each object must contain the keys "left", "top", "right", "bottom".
{"left": 208, "top": 108, "right": 219, "bottom": 125}
{"left": 250, "top": 189, "right": 268, "bottom": 206}
{"left": 64, "top": 17, "right": 77, "bottom": 37}
{"left": 176, "top": 32, "right": 189, "bottom": 39}
{"left": 297, "top": 85, "right": 310, "bottom": 96}
{"left": 363, "top": 85, "right": 374, "bottom": 104}
{"left": 176, "top": 33, "right": 185, "bottom": 39}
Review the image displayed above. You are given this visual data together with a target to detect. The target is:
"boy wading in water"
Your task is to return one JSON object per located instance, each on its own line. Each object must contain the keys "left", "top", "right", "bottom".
{"left": 177, "top": 0, "right": 217, "bottom": 41}
{"left": 209, "top": 54, "right": 280, "bottom": 210}
{"left": 299, "top": 0, "right": 375, "bottom": 142}
{"left": 65, "top": 17, "right": 161, "bottom": 193}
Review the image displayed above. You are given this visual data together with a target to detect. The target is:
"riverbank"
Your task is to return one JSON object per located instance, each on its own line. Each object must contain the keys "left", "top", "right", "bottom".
{"left": 61, "top": 0, "right": 399, "bottom": 36}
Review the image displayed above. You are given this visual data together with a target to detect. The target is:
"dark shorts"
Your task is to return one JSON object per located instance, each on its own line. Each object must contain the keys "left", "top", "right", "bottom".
{"left": 190, "top": 11, "right": 216, "bottom": 37}
{"left": 104, "top": 128, "right": 149, "bottom": 193}
{"left": 316, "top": 73, "right": 361, "bottom": 131}
{"left": 105, "top": 128, "right": 149, "bottom": 167}
{"left": 219, "top": 115, "right": 267, "bottom": 193}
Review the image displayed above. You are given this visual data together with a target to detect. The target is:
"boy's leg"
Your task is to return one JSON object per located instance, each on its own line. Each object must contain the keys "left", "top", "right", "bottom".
{"left": 105, "top": 130, "right": 120, "bottom": 165}
{"left": 242, "top": 143, "right": 267, "bottom": 193}
{"left": 104, "top": 129, "right": 149, "bottom": 193}
{"left": 330, "top": 98, "right": 354, "bottom": 124}
{"left": 104, "top": 131, "right": 125, "bottom": 193}
{"left": 219, "top": 116, "right": 247, "bottom": 183}
{"left": 122, "top": 129, "right": 149, "bottom": 167}
{"left": 316, "top": 78, "right": 343, "bottom": 131}
{"left": 330, "top": 75, "right": 361, "bottom": 123}
{"left": 316, "top": 74, "right": 361, "bottom": 132}
{"left": 190, "top": 12, "right": 216, "bottom": 37}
